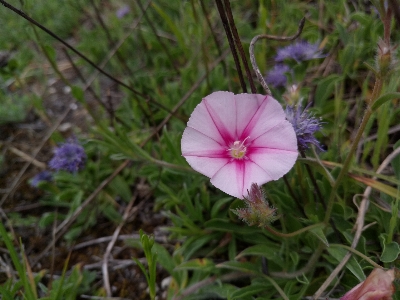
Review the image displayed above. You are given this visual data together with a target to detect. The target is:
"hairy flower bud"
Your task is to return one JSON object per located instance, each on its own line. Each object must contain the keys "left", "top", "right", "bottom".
{"left": 377, "top": 38, "right": 393, "bottom": 75}
{"left": 232, "top": 183, "right": 277, "bottom": 227}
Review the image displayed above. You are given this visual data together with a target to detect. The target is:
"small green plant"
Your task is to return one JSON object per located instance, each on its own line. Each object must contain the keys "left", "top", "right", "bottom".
{"left": 134, "top": 230, "right": 158, "bottom": 300}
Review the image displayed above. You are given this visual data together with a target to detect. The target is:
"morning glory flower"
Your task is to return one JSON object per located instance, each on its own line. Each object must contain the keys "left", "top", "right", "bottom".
{"left": 265, "top": 64, "right": 291, "bottom": 88}
{"left": 275, "top": 41, "right": 325, "bottom": 63}
{"left": 285, "top": 104, "right": 324, "bottom": 152}
{"left": 181, "top": 92, "right": 298, "bottom": 199}
{"left": 30, "top": 170, "right": 53, "bottom": 187}
{"left": 49, "top": 139, "right": 86, "bottom": 173}
{"left": 341, "top": 268, "right": 395, "bottom": 300}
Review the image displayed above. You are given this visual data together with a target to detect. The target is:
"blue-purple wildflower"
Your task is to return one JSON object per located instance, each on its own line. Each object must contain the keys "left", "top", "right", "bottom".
{"left": 285, "top": 104, "right": 324, "bottom": 152}
{"left": 30, "top": 171, "right": 53, "bottom": 187}
{"left": 265, "top": 64, "right": 291, "bottom": 88}
{"left": 275, "top": 41, "right": 325, "bottom": 63}
{"left": 49, "top": 139, "right": 86, "bottom": 173}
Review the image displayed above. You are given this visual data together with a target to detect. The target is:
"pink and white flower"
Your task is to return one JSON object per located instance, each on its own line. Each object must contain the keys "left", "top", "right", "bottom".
{"left": 181, "top": 91, "right": 298, "bottom": 199}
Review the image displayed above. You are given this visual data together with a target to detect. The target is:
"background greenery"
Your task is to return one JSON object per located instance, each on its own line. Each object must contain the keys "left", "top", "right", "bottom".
{"left": 0, "top": 0, "right": 399, "bottom": 299}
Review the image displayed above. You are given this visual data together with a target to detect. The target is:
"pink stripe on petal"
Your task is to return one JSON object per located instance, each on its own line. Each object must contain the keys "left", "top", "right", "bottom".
{"left": 187, "top": 101, "right": 226, "bottom": 144}
{"left": 251, "top": 121, "right": 298, "bottom": 151}
{"left": 234, "top": 94, "right": 266, "bottom": 139}
{"left": 210, "top": 161, "right": 244, "bottom": 199}
{"left": 182, "top": 127, "right": 225, "bottom": 154}
{"left": 242, "top": 161, "right": 274, "bottom": 194}
{"left": 242, "top": 96, "right": 287, "bottom": 141}
{"left": 185, "top": 156, "right": 230, "bottom": 179}
{"left": 203, "top": 91, "right": 236, "bottom": 144}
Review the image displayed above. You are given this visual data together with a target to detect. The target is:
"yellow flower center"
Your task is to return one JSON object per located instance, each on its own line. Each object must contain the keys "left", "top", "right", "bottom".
{"left": 229, "top": 137, "right": 249, "bottom": 159}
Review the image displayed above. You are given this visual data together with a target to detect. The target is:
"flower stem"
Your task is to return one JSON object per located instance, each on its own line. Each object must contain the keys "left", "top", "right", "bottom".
{"left": 264, "top": 222, "right": 325, "bottom": 238}
{"left": 330, "top": 244, "right": 382, "bottom": 269}
{"left": 323, "top": 78, "right": 383, "bottom": 225}
{"left": 215, "top": 0, "right": 247, "bottom": 93}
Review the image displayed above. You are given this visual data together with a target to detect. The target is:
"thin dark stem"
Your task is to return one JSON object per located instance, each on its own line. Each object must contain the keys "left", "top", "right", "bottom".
{"left": 200, "top": 0, "right": 228, "bottom": 76}
{"left": 249, "top": 17, "right": 305, "bottom": 95}
{"left": 0, "top": 0, "right": 146, "bottom": 98}
{"left": 261, "top": 256, "right": 269, "bottom": 275}
{"left": 136, "top": 0, "right": 180, "bottom": 76}
{"left": 223, "top": 0, "right": 257, "bottom": 93}
{"left": 215, "top": 0, "right": 247, "bottom": 93}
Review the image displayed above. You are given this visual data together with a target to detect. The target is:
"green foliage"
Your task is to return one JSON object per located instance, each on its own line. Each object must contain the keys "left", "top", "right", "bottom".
{"left": 1, "top": 0, "right": 400, "bottom": 299}
{"left": 133, "top": 230, "right": 158, "bottom": 300}
{"left": 0, "top": 222, "right": 94, "bottom": 299}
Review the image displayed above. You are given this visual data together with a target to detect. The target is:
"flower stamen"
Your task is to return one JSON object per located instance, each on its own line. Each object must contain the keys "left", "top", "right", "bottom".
{"left": 229, "top": 137, "right": 250, "bottom": 159}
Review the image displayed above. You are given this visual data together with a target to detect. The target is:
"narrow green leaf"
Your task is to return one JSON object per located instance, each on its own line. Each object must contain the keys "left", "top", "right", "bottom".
{"left": 315, "top": 74, "right": 342, "bottom": 107}
{"left": 152, "top": 3, "right": 186, "bottom": 51}
{"left": 211, "top": 197, "right": 232, "bottom": 218}
{"left": 217, "top": 261, "right": 261, "bottom": 275}
{"left": 327, "top": 247, "right": 366, "bottom": 281}
{"left": 230, "top": 283, "right": 268, "bottom": 299}
{"left": 309, "top": 227, "right": 329, "bottom": 247}
{"left": 236, "top": 244, "right": 283, "bottom": 263}
{"left": 371, "top": 92, "right": 400, "bottom": 111}
{"left": 349, "top": 174, "right": 400, "bottom": 200}
{"left": 392, "top": 140, "right": 400, "bottom": 180}
{"left": 152, "top": 243, "right": 175, "bottom": 274}
{"left": 0, "top": 286, "right": 14, "bottom": 300}
{"left": 175, "top": 258, "right": 215, "bottom": 272}
{"left": 0, "top": 223, "right": 35, "bottom": 299}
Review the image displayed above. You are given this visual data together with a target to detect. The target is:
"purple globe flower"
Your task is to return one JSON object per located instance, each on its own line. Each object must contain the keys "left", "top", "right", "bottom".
{"left": 30, "top": 171, "right": 53, "bottom": 187}
{"left": 49, "top": 139, "right": 86, "bottom": 173}
{"left": 285, "top": 104, "right": 324, "bottom": 152}
{"left": 275, "top": 41, "right": 325, "bottom": 63}
{"left": 265, "top": 64, "right": 291, "bottom": 88}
